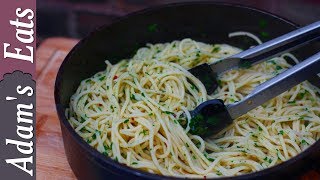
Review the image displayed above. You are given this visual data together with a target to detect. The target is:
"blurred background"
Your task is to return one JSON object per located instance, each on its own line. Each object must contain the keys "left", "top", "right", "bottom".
{"left": 37, "top": 0, "right": 320, "bottom": 43}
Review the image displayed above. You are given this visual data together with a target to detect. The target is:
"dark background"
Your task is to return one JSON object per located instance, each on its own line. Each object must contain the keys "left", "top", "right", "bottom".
{"left": 37, "top": 0, "right": 320, "bottom": 43}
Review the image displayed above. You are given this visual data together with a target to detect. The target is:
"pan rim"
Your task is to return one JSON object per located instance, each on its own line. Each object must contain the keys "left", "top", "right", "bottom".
{"left": 54, "top": 1, "right": 319, "bottom": 179}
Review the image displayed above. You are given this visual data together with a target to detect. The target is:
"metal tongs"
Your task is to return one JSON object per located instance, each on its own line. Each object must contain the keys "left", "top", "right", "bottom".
{"left": 189, "top": 21, "right": 320, "bottom": 94}
{"left": 187, "top": 21, "right": 320, "bottom": 137}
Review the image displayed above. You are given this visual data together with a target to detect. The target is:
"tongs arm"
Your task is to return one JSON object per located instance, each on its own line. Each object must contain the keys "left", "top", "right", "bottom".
{"left": 210, "top": 21, "right": 320, "bottom": 74}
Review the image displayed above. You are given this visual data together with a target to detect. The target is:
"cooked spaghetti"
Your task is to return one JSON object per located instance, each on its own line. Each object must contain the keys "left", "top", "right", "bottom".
{"left": 66, "top": 36, "right": 320, "bottom": 178}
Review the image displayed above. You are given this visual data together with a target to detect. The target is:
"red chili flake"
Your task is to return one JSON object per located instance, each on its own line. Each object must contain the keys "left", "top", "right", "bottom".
{"left": 113, "top": 75, "right": 118, "bottom": 80}
{"left": 173, "top": 114, "right": 177, "bottom": 118}
{"left": 204, "top": 176, "right": 206, "bottom": 180}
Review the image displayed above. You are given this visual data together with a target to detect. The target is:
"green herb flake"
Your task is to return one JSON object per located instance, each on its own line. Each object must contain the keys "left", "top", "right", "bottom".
{"left": 251, "top": 134, "right": 258, "bottom": 138}
{"left": 142, "top": 93, "right": 145, "bottom": 97}
{"left": 261, "top": 31, "right": 269, "bottom": 38}
{"left": 297, "top": 91, "right": 306, "bottom": 99}
{"left": 258, "top": 126, "right": 262, "bottom": 131}
{"left": 131, "top": 162, "right": 138, "bottom": 165}
{"left": 130, "top": 94, "right": 136, "bottom": 100}
{"left": 240, "top": 60, "right": 252, "bottom": 69}
{"left": 163, "top": 111, "right": 174, "bottom": 115}
{"left": 276, "top": 66, "right": 283, "bottom": 70}
{"left": 278, "top": 130, "right": 284, "bottom": 135}
{"left": 124, "top": 119, "right": 129, "bottom": 123}
{"left": 204, "top": 153, "right": 215, "bottom": 162}
{"left": 268, "top": 60, "right": 277, "bottom": 65}
{"left": 189, "top": 114, "right": 208, "bottom": 136}
{"left": 80, "top": 117, "right": 86, "bottom": 123}
{"left": 148, "top": 23, "right": 158, "bottom": 32}
{"left": 288, "top": 101, "right": 296, "bottom": 104}
{"left": 99, "top": 76, "right": 106, "bottom": 81}
{"left": 139, "top": 130, "right": 148, "bottom": 136}
{"left": 259, "top": 19, "right": 267, "bottom": 28}
{"left": 301, "top": 139, "right": 309, "bottom": 145}
{"left": 211, "top": 46, "right": 221, "bottom": 53}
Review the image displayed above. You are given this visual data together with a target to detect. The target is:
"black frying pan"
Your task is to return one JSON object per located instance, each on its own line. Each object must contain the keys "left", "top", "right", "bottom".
{"left": 54, "top": 2, "right": 320, "bottom": 179}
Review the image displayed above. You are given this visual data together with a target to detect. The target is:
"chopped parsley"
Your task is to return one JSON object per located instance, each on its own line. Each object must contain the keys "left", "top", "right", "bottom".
{"left": 258, "top": 126, "right": 262, "bottom": 131}
{"left": 288, "top": 100, "right": 296, "bottom": 104}
{"left": 99, "top": 76, "right": 105, "bottom": 81}
{"left": 260, "top": 31, "right": 269, "bottom": 38}
{"left": 163, "top": 111, "right": 174, "bottom": 115}
{"left": 240, "top": 60, "right": 252, "bottom": 69}
{"left": 92, "top": 133, "right": 96, "bottom": 140}
{"left": 131, "top": 162, "right": 138, "bottom": 165}
{"left": 204, "top": 153, "right": 215, "bottom": 162}
{"left": 124, "top": 119, "right": 129, "bottom": 123}
{"left": 297, "top": 91, "right": 307, "bottom": 99}
{"left": 139, "top": 130, "right": 148, "bottom": 136}
{"left": 148, "top": 23, "right": 158, "bottom": 32}
{"left": 276, "top": 66, "right": 283, "bottom": 70}
{"left": 259, "top": 19, "right": 267, "bottom": 28}
{"left": 301, "top": 139, "right": 309, "bottom": 145}
{"left": 251, "top": 134, "right": 258, "bottom": 138}
{"left": 130, "top": 94, "right": 136, "bottom": 100}
{"left": 268, "top": 60, "right": 277, "bottom": 65}
{"left": 80, "top": 117, "right": 86, "bottom": 123}
{"left": 278, "top": 130, "right": 284, "bottom": 135}
{"left": 211, "top": 46, "right": 221, "bottom": 53}
{"left": 141, "top": 93, "right": 145, "bottom": 97}
{"left": 104, "top": 143, "right": 112, "bottom": 152}
{"left": 196, "top": 51, "right": 200, "bottom": 57}
{"left": 264, "top": 157, "right": 272, "bottom": 163}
